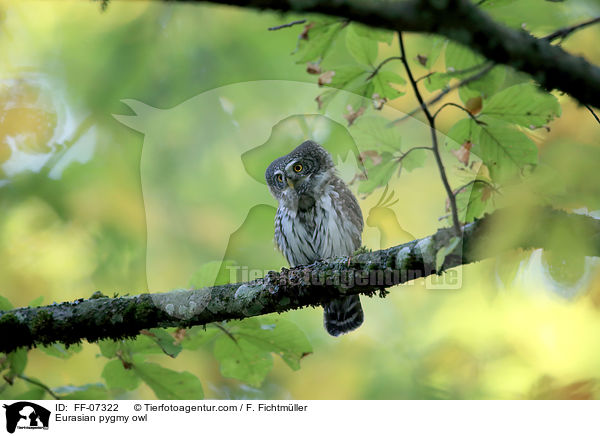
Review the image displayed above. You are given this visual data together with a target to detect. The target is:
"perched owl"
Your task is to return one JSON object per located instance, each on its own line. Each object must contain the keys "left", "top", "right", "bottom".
{"left": 265, "top": 140, "right": 364, "bottom": 336}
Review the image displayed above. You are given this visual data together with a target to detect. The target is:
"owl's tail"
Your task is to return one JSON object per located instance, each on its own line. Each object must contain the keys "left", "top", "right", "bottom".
{"left": 323, "top": 295, "right": 364, "bottom": 336}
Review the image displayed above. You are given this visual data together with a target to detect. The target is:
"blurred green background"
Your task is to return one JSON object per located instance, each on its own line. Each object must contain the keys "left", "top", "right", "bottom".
{"left": 1, "top": 0, "right": 600, "bottom": 399}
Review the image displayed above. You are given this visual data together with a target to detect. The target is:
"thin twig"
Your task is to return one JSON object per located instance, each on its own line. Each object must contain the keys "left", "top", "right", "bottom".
{"left": 213, "top": 323, "right": 238, "bottom": 344}
{"left": 454, "top": 179, "right": 500, "bottom": 195}
{"left": 366, "top": 56, "right": 403, "bottom": 81}
{"left": 585, "top": 104, "right": 600, "bottom": 125}
{"left": 268, "top": 19, "right": 307, "bottom": 31}
{"left": 415, "top": 72, "right": 435, "bottom": 83}
{"left": 433, "top": 102, "right": 485, "bottom": 124}
{"left": 391, "top": 63, "right": 495, "bottom": 125}
{"left": 543, "top": 17, "right": 600, "bottom": 43}
{"left": 395, "top": 146, "right": 432, "bottom": 164}
{"left": 398, "top": 32, "right": 461, "bottom": 236}
{"left": 17, "top": 374, "right": 60, "bottom": 400}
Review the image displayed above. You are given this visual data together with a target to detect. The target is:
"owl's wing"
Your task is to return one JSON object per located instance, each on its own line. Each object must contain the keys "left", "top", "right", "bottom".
{"left": 332, "top": 177, "right": 364, "bottom": 252}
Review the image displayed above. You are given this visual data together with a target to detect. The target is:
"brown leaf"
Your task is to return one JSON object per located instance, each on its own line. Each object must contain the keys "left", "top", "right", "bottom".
{"left": 466, "top": 96, "right": 482, "bottom": 115}
{"left": 359, "top": 150, "right": 382, "bottom": 166}
{"left": 371, "top": 93, "right": 387, "bottom": 110}
{"left": 315, "top": 94, "right": 326, "bottom": 110}
{"left": 451, "top": 141, "right": 472, "bottom": 166}
{"left": 416, "top": 54, "right": 428, "bottom": 66}
{"left": 318, "top": 70, "right": 335, "bottom": 86}
{"left": 481, "top": 185, "right": 493, "bottom": 202}
{"left": 306, "top": 62, "right": 322, "bottom": 75}
{"left": 173, "top": 328, "right": 187, "bottom": 344}
{"left": 343, "top": 105, "right": 365, "bottom": 126}
{"left": 528, "top": 376, "right": 598, "bottom": 400}
{"left": 299, "top": 22, "right": 315, "bottom": 40}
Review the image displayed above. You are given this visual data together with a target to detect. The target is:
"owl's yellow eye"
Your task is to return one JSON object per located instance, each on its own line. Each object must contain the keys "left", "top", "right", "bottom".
{"left": 276, "top": 174, "right": 283, "bottom": 183}
{"left": 293, "top": 163, "right": 303, "bottom": 173}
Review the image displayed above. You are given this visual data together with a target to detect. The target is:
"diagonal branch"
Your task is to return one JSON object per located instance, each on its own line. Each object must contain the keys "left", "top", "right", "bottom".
{"left": 1, "top": 207, "right": 599, "bottom": 354}
{"left": 179, "top": 0, "right": 600, "bottom": 108}
{"left": 392, "top": 63, "right": 495, "bottom": 125}
{"left": 543, "top": 17, "right": 600, "bottom": 43}
{"left": 398, "top": 32, "right": 462, "bottom": 236}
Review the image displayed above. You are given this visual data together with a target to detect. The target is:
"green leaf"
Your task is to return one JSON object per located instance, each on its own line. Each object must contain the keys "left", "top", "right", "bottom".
{"left": 180, "top": 326, "right": 220, "bottom": 350}
{"left": 459, "top": 86, "right": 481, "bottom": 105}
{"left": 475, "top": 118, "right": 538, "bottom": 181}
{"left": 480, "top": 0, "right": 518, "bottom": 7}
{"left": 401, "top": 148, "right": 428, "bottom": 172}
{"left": 315, "top": 89, "right": 337, "bottom": 111}
{"left": 445, "top": 42, "right": 504, "bottom": 97}
{"left": 321, "top": 65, "right": 368, "bottom": 90}
{"left": 7, "top": 348, "right": 28, "bottom": 377}
{"left": 213, "top": 334, "right": 273, "bottom": 387}
{"left": 294, "top": 20, "right": 345, "bottom": 63}
{"left": 28, "top": 296, "right": 44, "bottom": 307}
{"left": 134, "top": 329, "right": 182, "bottom": 358}
{"left": 445, "top": 41, "right": 484, "bottom": 73}
{"left": 346, "top": 24, "right": 378, "bottom": 66}
{"left": 423, "top": 72, "right": 453, "bottom": 92}
{"left": 420, "top": 36, "right": 446, "bottom": 69}
{"left": 467, "top": 65, "right": 506, "bottom": 97}
{"left": 102, "top": 359, "right": 141, "bottom": 391}
{"left": 16, "top": 387, "right": 46, "bottom": 400}
{"left": 352, "top": 116, "right": 403, "bottom": 153}
{"left": 352, "top": 23, "right": 393, "bottom": 44}
{"left": 481, "top": 83, "right": 561, "bottom": 128}
{"left": 542, "top": 250, "right": 586, "bottom": 291}
{"left": 0, "top": 295, "right": 12, "bottom": 311}
{"left": 54, "top": 383, "right": 109, "bottom": 400}
{"left": 39, "top": 343, "right": 82, "bottom": 359}
{"left": 436, "top": 236, "right": 461, "bottom": 271}
{"left": 353, "top": 117, "right": 427, "bottom": 171}
{"left": 133, "top": 361, "right": 204, "bottom": 399}
{"left": 358, "top": 151, "right": 400, "bottom": 194}
{"left": 494, "top": 251, "right": 530, "bottom": 289}
{"left": 371, "top": 70, "right": 405, "bottom": 100}
{"left": 445, "top": 118, "right": 478, "bottom": 149}
{"left": 233, "top": 317, "right": 313, "bottom": 371}
{"left": 97, "top": 339, "right": 118, "bottom": 358}
{"left": 455, "top": 182, "right": 495, "bottom": 222}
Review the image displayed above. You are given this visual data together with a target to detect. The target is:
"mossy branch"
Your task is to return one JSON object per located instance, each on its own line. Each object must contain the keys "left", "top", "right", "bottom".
{"left": 1, "top": 207, "right": 599, "bottom": 354}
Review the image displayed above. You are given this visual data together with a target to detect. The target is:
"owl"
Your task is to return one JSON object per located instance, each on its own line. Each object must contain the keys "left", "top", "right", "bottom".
{"left": 265, "top": 140, "right": 364, "bottom": 336}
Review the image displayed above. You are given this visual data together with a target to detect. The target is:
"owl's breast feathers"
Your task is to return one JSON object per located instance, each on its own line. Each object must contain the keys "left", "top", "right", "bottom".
{"left": 274, "top": 176, "right": 363, "bottom": 267}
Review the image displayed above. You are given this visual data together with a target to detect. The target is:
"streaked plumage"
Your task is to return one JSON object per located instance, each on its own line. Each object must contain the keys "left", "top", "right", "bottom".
{"left": 265, "top": 140, "right": 364, "bottom": 336}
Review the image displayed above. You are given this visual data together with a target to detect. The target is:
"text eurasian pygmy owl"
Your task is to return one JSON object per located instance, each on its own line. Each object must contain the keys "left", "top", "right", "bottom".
{"left": 265, "top": 140, "right": 364, "bottom": 336}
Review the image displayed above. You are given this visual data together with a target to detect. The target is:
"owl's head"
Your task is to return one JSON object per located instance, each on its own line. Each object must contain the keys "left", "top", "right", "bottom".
{"left": 265, "top": 140, "right": 335, "bottom": 207}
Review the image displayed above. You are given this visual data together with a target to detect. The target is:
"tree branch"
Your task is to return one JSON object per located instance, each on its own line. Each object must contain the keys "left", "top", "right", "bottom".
{"left": 433, "top": 102, "right": 482, "bottom": 123}
{"left": 366, "top": 56, "right": 403, "bottom": 81}
{"left": 268, "top": 19, "right": 306, "bottom": 31}
{"left": 398, "top": 32, "right": 462, "bottom": 236}
{"left": 1, "top": 207, "right": 599, "bottom": 354}
{"left": 391, "top": 63, "right": 495, "bottom": 125}
{"left": 585, "top": 104, "right": 600, "bottom": 125}
{"left": 16, "top": 375, "right": 60, "bottom": 400}
{"left": 543, "top": 16, "right": 600, "bottom": 43}
{"left": 395, "top": 146, "right": 432, "bottom": 165}
{"left": 180, "top": 0, "right": 600, "bottom": 108}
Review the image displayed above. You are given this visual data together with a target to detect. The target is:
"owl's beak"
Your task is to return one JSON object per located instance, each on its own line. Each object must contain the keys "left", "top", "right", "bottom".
{"left": 286, "top": 178, "right": 295, "bottom": 189}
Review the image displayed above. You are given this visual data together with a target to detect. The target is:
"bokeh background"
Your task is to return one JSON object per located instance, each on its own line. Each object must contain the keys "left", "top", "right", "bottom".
{"left": 1, "top": 0, "right": 600, "bottom": 399}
